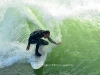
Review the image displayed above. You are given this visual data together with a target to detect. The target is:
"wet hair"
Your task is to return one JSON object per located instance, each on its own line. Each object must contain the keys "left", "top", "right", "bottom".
{"left": 43, "top": 30, "right": 50, "bottom": 34}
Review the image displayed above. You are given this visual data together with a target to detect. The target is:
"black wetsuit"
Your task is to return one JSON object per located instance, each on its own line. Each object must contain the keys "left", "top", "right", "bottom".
{"left": 28, "top": 30, "right": 56, "bottom": 56}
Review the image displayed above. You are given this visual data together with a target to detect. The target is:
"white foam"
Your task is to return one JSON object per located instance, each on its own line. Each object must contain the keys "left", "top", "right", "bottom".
{"left": 0, "top": 42, "right": 31, "bottom": 68}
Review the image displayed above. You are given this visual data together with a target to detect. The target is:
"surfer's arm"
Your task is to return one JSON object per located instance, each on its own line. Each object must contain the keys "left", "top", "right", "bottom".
{"left": 48, "top": 37, "right": 56, "bottom": 44}
{"left": 26, "top": 40, "right": 30, "bottom": 50}
{"left": 26, "top": 37, "right": 31, "bottom": 50}
{"left": 28, "top": 37, "right": 31, "bottom": 46}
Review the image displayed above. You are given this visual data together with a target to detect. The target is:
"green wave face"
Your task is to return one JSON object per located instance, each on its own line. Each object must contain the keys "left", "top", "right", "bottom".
{"left": 0, "top": 0, "right": 100, "bottom": 75}
{"left": 45, "top": 18, "right": 100, "bottom": 75}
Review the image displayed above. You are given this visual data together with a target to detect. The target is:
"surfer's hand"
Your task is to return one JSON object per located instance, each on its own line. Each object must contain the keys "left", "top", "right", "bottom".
{"left": 56, "top": 42, "right": 61, "bottom": 45}
{"left": 26, "top": 45, "right": 30, "bottom": 50}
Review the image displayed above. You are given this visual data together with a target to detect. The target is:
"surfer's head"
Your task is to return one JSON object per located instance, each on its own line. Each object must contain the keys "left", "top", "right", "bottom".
{"left": 43, "top": 30, "right": 50, "bottom": 38}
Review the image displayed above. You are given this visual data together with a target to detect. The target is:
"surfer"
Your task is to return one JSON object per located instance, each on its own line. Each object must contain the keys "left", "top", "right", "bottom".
{"left": 26, "top": 29, "right": 61, "bottom": 56}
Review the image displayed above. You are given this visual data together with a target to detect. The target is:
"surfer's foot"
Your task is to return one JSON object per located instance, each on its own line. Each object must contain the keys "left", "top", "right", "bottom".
{"left": 35, "top": 52, "right": 41, "bottom": 56}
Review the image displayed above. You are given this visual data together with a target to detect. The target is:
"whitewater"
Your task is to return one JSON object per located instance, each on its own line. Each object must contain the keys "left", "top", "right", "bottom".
{"left": 0, "top": 0, "right": 100, "bottom": 75}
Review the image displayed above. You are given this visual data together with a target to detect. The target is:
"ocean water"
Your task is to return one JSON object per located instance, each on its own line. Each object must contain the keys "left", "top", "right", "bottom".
{"left": 0, "top": 0, "right": 100, "bottom": 75}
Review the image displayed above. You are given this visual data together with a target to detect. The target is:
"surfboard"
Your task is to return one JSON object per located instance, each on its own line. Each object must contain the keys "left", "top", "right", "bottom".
{"left": 30, "top": 46, "right": 47, "bottom": 69}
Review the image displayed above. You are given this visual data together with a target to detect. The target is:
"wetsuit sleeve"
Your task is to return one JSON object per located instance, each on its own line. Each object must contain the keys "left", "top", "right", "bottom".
{"left": 28, "top": 37, "right": 31, "bottom": 46}
{"left": 28, "top": 41, "right": 30, "bottom": 46}
{"left": 48, "top": 37, "right": 56, "bottom": 44}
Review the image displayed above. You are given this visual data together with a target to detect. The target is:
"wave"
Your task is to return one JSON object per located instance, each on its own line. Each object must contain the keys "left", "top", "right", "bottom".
{"left": 0, "top": 0, "right": 100, "bottom": 75}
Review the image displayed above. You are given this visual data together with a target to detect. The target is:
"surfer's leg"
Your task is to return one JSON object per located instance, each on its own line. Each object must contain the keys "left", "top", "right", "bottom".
{"left": 35, "top": 42, "right": 40, "bottom": 55}
{"left": 35, "top": 39, "right": 42, "bottom": 56}
{"left": 35, "top": 39, "right": 48, "bottom": 56}
{"left": 39, "top": 39, "right": 49, "bottom": 45}
{"left": 28, "top": 38, "right": 41, "bottom": 56}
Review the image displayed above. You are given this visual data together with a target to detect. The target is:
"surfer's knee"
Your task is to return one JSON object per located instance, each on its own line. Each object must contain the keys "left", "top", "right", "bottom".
{"left": 42, "top": 41, "right": 49, "bottom": 45}
{"left": 40, "top": 39, "right": 49, "bottom": 45}
{"left": 45, "top": 41, "right": 49, "bottom": 45}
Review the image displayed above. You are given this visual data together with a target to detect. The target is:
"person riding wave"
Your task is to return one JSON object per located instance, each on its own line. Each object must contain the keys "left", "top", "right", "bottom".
{"left": 26, "top": 29, "right": 61, "bottom": 56}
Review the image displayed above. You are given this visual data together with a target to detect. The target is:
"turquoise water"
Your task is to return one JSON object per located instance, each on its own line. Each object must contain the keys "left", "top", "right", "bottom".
{"left": 0, "top": 0, "right": 100, "bottom": 75}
